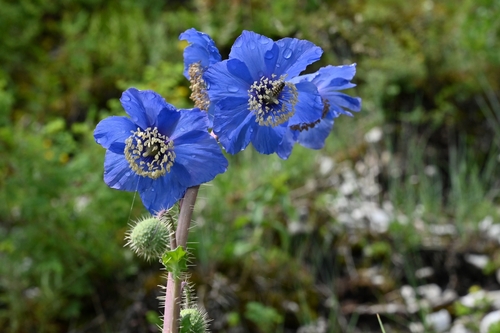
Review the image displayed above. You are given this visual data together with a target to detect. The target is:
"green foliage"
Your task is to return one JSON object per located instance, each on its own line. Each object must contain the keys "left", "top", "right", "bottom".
{"left": 0, "top": 119, "right": 142, "bottom": 332}
{"left": 451, "top": 288, "right": 492, "bottom": 331}
{"left": 244, "top": 302, "right": 283, "bottom": 333}
{"left": 162, "top": 246, "right": 188, "bottom": 279}
{"left": 490, "top": 321, "right": 500, "bottom": 333}
{"left": 146, "top": 310, "right": 162, "bottom": 327}
{"left": 118, "top": 61, "right": 191, "bottom": 109}
{"left": 0, "top": 0, "right": 188, "bottom": 122}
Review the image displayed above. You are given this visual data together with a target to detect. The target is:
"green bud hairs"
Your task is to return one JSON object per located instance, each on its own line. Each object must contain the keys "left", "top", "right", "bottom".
{"left": 125, "top": 214, "right": 173, "bottom": 261}
{"left": 180, "top": 308, "right": 209, "bottom": 333}
{"left": 179, "top": 282, "right": 210, "bottom": 333}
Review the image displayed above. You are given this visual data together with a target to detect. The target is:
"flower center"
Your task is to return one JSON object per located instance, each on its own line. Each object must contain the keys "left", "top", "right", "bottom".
{"left": 188, "top": 62, "right": 210, "bottom": 111}
{"left": 248, "top": 75, "right": 298, "bottom": 127}
{"left": 124, "top": 127, "right": 175, "bottom": 179}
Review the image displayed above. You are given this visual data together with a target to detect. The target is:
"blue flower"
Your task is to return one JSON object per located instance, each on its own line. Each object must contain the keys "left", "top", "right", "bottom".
{"left": 276, "top": 64, "right": 362, "bottom": 159}
{"left": 179, "top": 28, "right": 222, "bottom": 120}
{"left": 203, "top": 30, "right": 325, "bottom": 156}
{"left": 94, "top": 88, "right": 228, "bottom": 213}
{"left": 180, "top": 28, "right": 221, "bottom": 80}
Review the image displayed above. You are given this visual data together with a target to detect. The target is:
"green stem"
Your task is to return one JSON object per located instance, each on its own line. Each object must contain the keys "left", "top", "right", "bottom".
{"left": 162, "top": 186, "right": 200, "bottom": 333}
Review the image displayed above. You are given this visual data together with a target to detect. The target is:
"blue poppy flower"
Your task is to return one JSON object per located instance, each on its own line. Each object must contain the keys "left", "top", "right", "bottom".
{"left": 276, "top": 64, "right": 362, "bottom": 159}
{"left": 180, "top": 28, "right": 221, "bottom": 80}
{"left": 94, "top": 88, "right": 228, "bottom": 213}
{"left": 179, "top": 28, "right": 222, "bottom": 121}
{"left": 203, "top": 30, "right": 325, "bottom": 156}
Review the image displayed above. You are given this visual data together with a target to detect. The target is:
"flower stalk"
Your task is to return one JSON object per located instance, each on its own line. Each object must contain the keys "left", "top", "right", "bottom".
{"left": 163, "top": 186, "right": 200, "bottom": 333}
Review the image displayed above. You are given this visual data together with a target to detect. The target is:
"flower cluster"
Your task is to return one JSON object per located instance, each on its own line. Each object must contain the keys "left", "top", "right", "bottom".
{"left": 94, "top": 29, "right": 361, "bottom": 213}
{"left": 184, "top": 29, "right": 361, "bottom": 158}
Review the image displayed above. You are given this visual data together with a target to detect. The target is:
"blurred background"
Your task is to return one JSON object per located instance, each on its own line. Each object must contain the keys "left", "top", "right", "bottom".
{"left": 1, "top": 0, "right": 500, "bottom": 332}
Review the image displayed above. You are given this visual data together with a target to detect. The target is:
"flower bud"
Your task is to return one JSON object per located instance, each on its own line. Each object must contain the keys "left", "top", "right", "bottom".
{"left": 125, "top": 216, "right": 170, "bottom": 261}
{"left": 180, "top": 308, "right": 209, "bottom": 333}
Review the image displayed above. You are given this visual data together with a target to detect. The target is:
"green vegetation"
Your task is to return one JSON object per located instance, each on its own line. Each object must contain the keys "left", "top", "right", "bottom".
{"left": 1, "top": 0, "right": 500, "bottom": 332}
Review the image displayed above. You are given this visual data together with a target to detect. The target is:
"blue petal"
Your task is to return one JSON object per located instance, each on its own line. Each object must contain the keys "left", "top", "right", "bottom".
{"left": 168, "top": 108, "right": 210, "bottom": 140}
{"left": 139, "top": 175, "right": 187, "bottom": 214}
{"left": 318, "top": 64, "right": 357, "bottom": 81}
{"left": 168, "top": 163, "right": 192, "bottom": 186}
{"left": 155, "top": 106, "right": 181, "bottom": 137}
{"left": 251, "top": 124, "right": 287, "bottom": 155}
{"left": 179, "top": 28, "right": 222, "bottom": 80}
{"left": 204, "top": 59, "right": 251, "bottom": 101}
{"left": 329, "top": 103, "right": 353, "bottom": 117}
{"left": 291, "top": 64, "right": 361, "bottom": 116}
{"left": 227, "top": 58, "right": 255, "bottom": 86}
{"left": 120, "top": 88, "right": 172, "bottom": 129}
{"left": 213, "top": 97, "right": 255, "bottom": 154}
{"left": 276, "top": 129, "right": 298, "bottom": 160}
{"left": 325, "top": 78, "right": 357, "bottom": 90}
{"left": 228, "top": 31, "right": 274, "bottom": 77}
{"left": 289, "top": 72, "right": 317, "bottom": 84}
{"left": 274, "top": 37, "right": 323, "bottom": 78}
{"left": 297, "top": 113, "right": 335, "bottom": 150}
{"left": 263, "top": 44, "right": 279, "bottom": 76}
{"left": 311, "top": 75, "right": 356, "bottom": 91}
{"left": 173, "top": 130, "right": 210, "bottom": 147}
{"left": 94, "top": 116, "right": 135, "bottom": 150}
{"left": 120, "top": 88, "right": 148, "bottom": 129}
{"left": 156, "top": 109, "right": 181, "bottom": 139}
{"left": 103, "top": 150, "right": 152, "bottom": 192}
{"left": 206, "top": 103, "right": 216, "bottom": 128}
{"left": 292, "top": 64, "right": 358, "bottom": 90}
{"left": 288, "top": 81, "right": 323, "bottom": 126}
{"left": 327, "top": 93, "right": 362, "bottom": 113}
{"left": 173, "top": 133, "right": 228, "bottom": 186}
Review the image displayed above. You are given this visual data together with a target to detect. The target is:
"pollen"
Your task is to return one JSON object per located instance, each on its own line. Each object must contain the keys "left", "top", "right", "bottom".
{"left": 248, "top": 75, "right": 298, "bottom": 127}
{"left": 124, "top": 127, "right": 175, "bottom": 179}
{"left": 188, "top": 62, "right": 210, "bottom": 111}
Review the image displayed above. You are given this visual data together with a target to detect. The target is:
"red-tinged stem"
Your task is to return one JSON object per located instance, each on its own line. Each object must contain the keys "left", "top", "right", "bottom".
{"left": 176, "top": 186, "right": 199, "bottom": 247}
{"left": 162, "top": 186, "right": 200, "bottom": 333}
{"left": 163, "top": 273, "right": 181, "bottom": 333}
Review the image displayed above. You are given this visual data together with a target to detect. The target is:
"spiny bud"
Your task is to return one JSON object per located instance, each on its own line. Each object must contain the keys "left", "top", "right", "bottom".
{"left": 178, "top": 281, "right": 210, "bottom": 333}
{"left": 179, "top": 308, "right": 209, "bottom": 333}
{"left": 125, "top": 216, "right": 171, "bottom": 261}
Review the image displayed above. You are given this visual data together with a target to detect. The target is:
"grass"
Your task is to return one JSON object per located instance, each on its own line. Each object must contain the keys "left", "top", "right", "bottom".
{"left": 377, "top": 314, "right": 387, "bottom": 333}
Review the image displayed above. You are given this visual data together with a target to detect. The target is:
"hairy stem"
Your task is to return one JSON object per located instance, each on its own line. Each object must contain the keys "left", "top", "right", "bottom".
{"left": 162, "top": 186, "right": 200, "bottom": 333}
{"left": 163, "top": 273, "right": 180, "bottom": 333}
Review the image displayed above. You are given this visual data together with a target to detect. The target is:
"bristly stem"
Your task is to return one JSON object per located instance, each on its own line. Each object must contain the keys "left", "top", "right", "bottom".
{"left": 163, "top": 186, "right": 200, "bottom": 333}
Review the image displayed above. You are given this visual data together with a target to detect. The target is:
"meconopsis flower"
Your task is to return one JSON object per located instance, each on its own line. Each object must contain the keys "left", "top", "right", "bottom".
{"left": 94, "top": 88, "right": 228, "bottom": 213}
{"left": 203, "top": 30, "right": 325, "bottom": 157}
{"left": 277, "top": 64, "right": 362, "bottom": 159}
{"left": 179, "top": 28, "right": 222, "bottom": 122}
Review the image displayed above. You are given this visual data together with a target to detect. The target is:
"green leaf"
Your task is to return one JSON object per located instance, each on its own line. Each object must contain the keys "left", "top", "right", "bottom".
{"left": 161, "top": 246, "right": 188, "bottom": 278}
